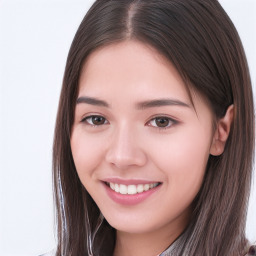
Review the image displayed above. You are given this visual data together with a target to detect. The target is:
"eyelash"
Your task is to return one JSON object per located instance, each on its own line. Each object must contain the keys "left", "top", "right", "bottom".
{"left": 81, "top": 115, "right": 178, "bottom": 130}
{"left": 81, "top": 115, "right": 109, "bottom": 127}
{"left": 147, "top": 116, "right": 177, "bottom": 130}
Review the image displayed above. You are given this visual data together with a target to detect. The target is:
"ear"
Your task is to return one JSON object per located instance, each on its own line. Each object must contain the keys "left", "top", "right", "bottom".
{"left": 210, "top": 105, "right": 234, "bottom": 156}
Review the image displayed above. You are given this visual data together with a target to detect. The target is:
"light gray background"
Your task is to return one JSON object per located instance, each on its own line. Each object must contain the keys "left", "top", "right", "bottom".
{"left": 0, "top": 0, "right": 255, "bottom": 255}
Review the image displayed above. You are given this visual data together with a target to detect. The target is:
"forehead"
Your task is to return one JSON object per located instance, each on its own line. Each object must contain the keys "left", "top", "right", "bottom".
{"left": 78, "top": 40, "right": 191, "bottom": 103}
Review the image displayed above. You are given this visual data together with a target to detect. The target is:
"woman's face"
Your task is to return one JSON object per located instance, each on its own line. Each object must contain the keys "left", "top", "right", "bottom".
{"left": 71, "top": 41, "right": 215, "bottom": 236}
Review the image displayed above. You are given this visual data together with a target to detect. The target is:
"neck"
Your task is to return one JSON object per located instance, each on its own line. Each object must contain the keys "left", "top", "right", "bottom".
{"left": 113, "top": 214, "right": 190, "bottom": 256}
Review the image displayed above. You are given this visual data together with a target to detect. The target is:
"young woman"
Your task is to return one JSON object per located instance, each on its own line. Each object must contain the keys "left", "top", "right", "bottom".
{"left": 51, "top": 0, "right": 255, "bottom": 255}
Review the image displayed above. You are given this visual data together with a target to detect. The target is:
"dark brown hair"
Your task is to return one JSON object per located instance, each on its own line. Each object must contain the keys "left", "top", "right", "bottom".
{"left": 53, "top": 0, "right": 255, "bottom": 255}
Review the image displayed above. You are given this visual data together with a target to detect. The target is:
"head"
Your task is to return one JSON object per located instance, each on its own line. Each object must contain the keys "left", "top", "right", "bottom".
{"left": 53, "top": 1, "right": 255, "bottom": 255}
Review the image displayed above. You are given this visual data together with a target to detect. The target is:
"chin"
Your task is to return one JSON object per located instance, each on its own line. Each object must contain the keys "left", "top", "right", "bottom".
{"left": 103, "top": 211, "right": 161, "bottom": 234}
{"left": 110, "top": 221, "right": 154, "bottom": 234}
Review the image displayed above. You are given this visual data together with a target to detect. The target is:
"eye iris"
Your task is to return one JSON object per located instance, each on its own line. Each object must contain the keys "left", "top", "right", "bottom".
{"left": 155, "top": 117, "right": 169, "bottom": 127}
{"left": 92, "top": 116, "right": 105, "bottom": 125}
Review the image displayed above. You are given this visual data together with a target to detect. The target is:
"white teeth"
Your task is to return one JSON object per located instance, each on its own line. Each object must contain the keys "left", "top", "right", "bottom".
{"left": 108, "top": 182, "right": 159, "bottom": 195}
{"left": 119, "top": 184, "right": 127, "bottom": 194}
{"left": 127, "top": 185, "right": 137, "bottom": 195}
{"left": 114, "top": 183, "right": 120, "bottom": 193}
{"left": 137, "top": 184, "right": 144, "bottom": 193}
{"left": 110, "top": 183, "right": 115, "bottom": 190}
{"left": 144, "top": 184, "right": 150, "bottom": 191}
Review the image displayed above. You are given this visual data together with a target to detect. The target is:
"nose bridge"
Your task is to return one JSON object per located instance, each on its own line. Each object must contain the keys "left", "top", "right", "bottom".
{"left": 105, "top": 122, "right": 147, "bottom": 169}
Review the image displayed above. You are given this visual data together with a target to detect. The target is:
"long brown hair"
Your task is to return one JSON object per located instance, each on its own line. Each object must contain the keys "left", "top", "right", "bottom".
{"left": 52, "top": 0, "right": 255, "bottom": 255}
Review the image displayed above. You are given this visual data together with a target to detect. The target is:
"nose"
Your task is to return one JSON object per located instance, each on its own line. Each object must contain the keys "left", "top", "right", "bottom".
{"left": 105, "top": 124, "right": 147, "bottom": 170}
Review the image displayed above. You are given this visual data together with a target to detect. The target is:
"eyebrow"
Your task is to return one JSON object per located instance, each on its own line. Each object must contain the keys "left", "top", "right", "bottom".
{"left": 76, "top": 96, "right": 109, "bottom": 107}
{"left": 76, "top": 96, "right": 190, "bottom": 109}
{"left": 136, "top": 98, "right": 190, "bottom": 109}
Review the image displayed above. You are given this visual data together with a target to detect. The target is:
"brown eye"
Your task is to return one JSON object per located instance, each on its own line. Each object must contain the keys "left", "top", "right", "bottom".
{"left": 83, "top": 115, "right": 107, "bottom": 126}
{"left": 155, "top": 117, "right": 170, "bottom": 127}
{"left": 148, "top": 116, "right": 176, "bottom": 128}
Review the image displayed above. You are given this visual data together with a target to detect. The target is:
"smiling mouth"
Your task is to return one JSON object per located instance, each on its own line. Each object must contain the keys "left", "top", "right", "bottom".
{"left": 105, "top": 182, "right": 161, "bottom": 195}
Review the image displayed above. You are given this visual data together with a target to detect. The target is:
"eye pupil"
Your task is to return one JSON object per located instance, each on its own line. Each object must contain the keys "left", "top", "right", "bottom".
{"left": 156, "top": 117, "right": 169, "bottom": 127}
{"left": 92, "top": 116, "right": 105, "bottom": 125}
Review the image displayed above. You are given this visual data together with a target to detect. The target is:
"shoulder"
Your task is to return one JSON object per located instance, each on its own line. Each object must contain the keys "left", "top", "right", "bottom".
{"left": 245, "top": 245, "right": 256, "bottom": 256}
{"left": 38, "top": 250, "right": 55, "bottom": 256}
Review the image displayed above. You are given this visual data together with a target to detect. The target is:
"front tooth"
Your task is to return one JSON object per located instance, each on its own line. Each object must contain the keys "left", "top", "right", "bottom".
{"left": 110, "top": 183, "right": 115, "bottom": 190}
{"left": 114, "top": 184, "right": 120, "bottom": 193}
{"left": 112, "top": 183, "right": 158, "bottom": 194}
{"left": 144, "top": 184, "right": 150, "bottom": 191}
{"left": 128, "top": 185, "right": 137, "bottom": 195}
{"left": 137, "top": 184, "right": 144, "bottom": 193}
{"left": 119, "top": 184, "right": 128, "bottom": 194}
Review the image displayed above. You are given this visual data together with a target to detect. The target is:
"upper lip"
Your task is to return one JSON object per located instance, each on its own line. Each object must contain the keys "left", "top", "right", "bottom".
{"left": 102, "top": 177, "right": 161, "bottom": 185}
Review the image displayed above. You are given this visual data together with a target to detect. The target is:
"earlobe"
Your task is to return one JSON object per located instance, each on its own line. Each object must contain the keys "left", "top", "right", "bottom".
{"left": 210, "top": 105, "right": 234, "bottom": 156}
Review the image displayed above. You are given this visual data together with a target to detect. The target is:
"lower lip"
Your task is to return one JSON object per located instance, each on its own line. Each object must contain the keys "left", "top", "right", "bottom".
{"left": 103, "top": 183, "right": 162, "bottom": 206}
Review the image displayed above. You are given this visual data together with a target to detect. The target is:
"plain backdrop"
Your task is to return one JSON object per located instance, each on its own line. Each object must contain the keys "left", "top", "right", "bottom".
{"left": 0, "top": 0, "right": 255, "bottom": 255}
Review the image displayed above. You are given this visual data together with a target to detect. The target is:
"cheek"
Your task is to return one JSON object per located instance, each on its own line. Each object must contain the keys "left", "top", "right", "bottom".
{"left": 147, "top": 126, "right": 211, "bottom": 201}
{"left": 70, "top": 129, "right": 106, "bottom": 184}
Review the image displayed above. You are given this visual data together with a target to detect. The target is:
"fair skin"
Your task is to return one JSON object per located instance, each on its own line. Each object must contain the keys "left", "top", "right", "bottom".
{"left": 70, "top": 40, "right": 233, "bottom": 256}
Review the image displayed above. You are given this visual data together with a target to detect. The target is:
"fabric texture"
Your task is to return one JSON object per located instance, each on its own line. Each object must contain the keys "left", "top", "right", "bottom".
{"left": 39, "top": 244, "right": 256, "bottom": 255}
{"left": 39, "top": 250, "right": 55, "bottom": 256}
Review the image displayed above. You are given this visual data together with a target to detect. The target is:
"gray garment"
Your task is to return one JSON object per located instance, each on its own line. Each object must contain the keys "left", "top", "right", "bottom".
{"left": 39, "top": 250, "right": 55, "bottom": 256}
{"left": 159, "top": 225, "right": 190, "bottom": 256}
{"left": 38, "top": 241, "right": 256, "bottom": 256}
{"left": 160, "top": 239, "right": 256, "bottom": 256}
